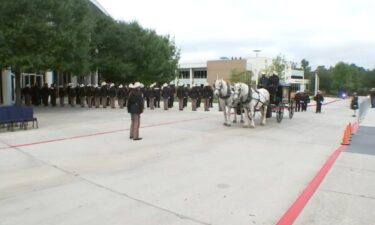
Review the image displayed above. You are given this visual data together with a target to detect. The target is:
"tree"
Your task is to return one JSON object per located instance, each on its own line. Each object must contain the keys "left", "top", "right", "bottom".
{"left": 271, "top": 54, "right": 287, "bottom": 80}
{"left": 229, "top": 69, "right": 251, "bottom": 84}
{"left": 301, "top": 59, "right": 311, "bottom": 80}
{"left": 0, "top": 0, "right": 94, "bottom": 104}
{"left": 331, "top": 62, "right": 354, "bottom": 93}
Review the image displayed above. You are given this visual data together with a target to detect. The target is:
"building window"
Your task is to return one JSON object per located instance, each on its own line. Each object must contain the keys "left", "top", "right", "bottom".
{"left": 291, "top": 76, "right": 303, "bottom": 79}
{"left": 179, "top": 71, "right": 189, "bottom": 79}
{"left": 193, "top": 70, "right": 207, "bottom": 79}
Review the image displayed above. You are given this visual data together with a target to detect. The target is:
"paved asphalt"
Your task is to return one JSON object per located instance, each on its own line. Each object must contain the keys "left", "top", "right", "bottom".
{"left": 0, "top": 97, "right": 373, "bottom": 225}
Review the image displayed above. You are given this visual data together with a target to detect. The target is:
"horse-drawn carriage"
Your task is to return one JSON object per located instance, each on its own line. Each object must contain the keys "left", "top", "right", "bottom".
{"left": 267, "top": 82, "right": 294, "bottom": 123}
{"left": 214, "top": 78, "right": 294, "bottom": 128}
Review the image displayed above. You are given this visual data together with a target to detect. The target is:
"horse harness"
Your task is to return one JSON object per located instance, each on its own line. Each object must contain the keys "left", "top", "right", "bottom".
{"left": 218, "top": 82, "right": 231, "bottom": 99}
{"left": 241, "top": 85, "right": 267, "bottom": 110}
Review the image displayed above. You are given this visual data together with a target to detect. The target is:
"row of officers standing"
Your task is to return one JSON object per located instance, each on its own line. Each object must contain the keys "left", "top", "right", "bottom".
{"left": 21, "top": 82, "right": 215, "bottom": 111}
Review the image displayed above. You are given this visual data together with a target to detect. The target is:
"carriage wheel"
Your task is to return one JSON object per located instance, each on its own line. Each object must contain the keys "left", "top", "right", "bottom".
{"left": 276, "top": 102, "right": 284, "bottom": 123}
{"left": 289, "top": 102, "right": 294, "bottom": 119}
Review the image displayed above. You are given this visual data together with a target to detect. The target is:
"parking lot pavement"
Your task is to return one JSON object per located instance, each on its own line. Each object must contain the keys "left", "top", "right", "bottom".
{"left": 0, "top": 98, "right": 364, "bottom": 225}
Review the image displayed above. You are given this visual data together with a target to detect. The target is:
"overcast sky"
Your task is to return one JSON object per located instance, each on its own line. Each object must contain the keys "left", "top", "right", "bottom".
{"left": 97, "top": 0, "right": 374, "bottom": 69}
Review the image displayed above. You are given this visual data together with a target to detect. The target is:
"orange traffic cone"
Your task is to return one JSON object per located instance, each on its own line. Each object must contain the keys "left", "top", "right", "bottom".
{"left": 341, "top": 126, "right": 350, "bottom": 145}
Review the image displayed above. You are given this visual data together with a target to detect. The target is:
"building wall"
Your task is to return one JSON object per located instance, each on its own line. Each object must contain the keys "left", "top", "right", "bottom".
{"left": 207, "top": 59, "right": 246, "bottom": 84}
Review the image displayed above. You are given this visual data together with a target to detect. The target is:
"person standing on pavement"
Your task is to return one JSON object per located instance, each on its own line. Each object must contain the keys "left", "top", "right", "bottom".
{"left": 202, "top": 82, "right": 211, "bottom": 111}
{"left": 313, "top": 90, "right": 324, "bottom": 113}
{"left": 294, "top": 91, "right": 301, "bottom": 112}
{"left": 127, "top": 82, "right": 144, "bottom": 141}
{"left": 350, "top": 92, "right": 359, "bottom": 117}
{"left": 161, "top": 83, "right": 170, "bottom": 110}
{"left": 301, "top": 90, "right": 310, "bottom": 112}
{"left": 189, "top": 83, "right": 199, "bottom": 111}
{"left": 177, "top": 83, "right": 186, "bottom": 110}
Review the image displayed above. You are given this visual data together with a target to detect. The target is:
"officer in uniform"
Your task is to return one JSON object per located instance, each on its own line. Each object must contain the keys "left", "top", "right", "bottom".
{"left": 168, "top": 84, "right": 175, "bottom": 108}
{"left": 202, "top": 82, "right": 212, "bottom": 111}
{"left": 49, "top": 83, "right": 57, "bottom": 107}
{"left": 183, "top": 85, "right": 189, "bottom": 108}
{"left": 94, "top": 84, "right": 101, "bottom": 108}
{"left": 69, "top": 84, "right": 77, "bottom": 107}
{"left": 294, "top": 91, "right": 301, "bottom": 112}
{"left": 59, "top": 85, "right": 65, "bottom": 107}
{"left": 176, "top": 83, "right": 186, "bottom": 111}
{"left": 86, "top": 84, "right": 94, "bottom": 108}
{"left": 208, "top": 85, "right": 214, "bottom": 108}
{"left": 109, "top": 83, "right": 117, "bottom": 108}
{"left": 23, "top": 84, "right": 32, "bottom": 106}
{"left": 161, "top": 83, "right": 170, "bottom": 110}
{"left": 258, "top": 72, "right": 269, "bottom": 89}
{"left": 127, "top": 82, "right": 144, "bottom": 141}
{"left": 78, "top": 84, "right": 86, "bottom": 107}
{"left": 350, "top": 92, "right": 359, "bottom": 117}
{"left": 117, "top": 84, "right": 125, "bottom": 109}
{"left": 189, "top": 84, "right": 200, "bottom": 111}
{"left": 154, "top": 84, "right": 161, "bottom": 108}
{"left": 66, "top": 83, "right": 72, "bottom": 105}
{"left": 148, "top": 83, "right": 156, "bottom": 110}
{"left": 41, "top": 83, "right": 49, "bottom": 106}
{"left": 301, "top": 90, "right": 310, "bottom": 111}
{"left": 268, "top": 72, "right": 280, "bottom": 103}
{"left": 100, "top": 82, "right": 108, "bottom": 108}
{"left": 123, "top": 84, "right": 130, "bottom": 107}
{"left": 313, "top": 90, "right": 324, "bottom": 113}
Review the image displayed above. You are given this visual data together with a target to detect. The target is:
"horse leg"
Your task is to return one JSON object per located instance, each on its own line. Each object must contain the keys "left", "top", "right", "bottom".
{"left": 232, "top": 108, "right": 237, "bottom": 123}
{"left": 249, "top": 107, "right": 255, "bottom": 128}
{"left": 240, "top": 107, "right": 244, "bottom": 123}
{"left": 242, "top": 107, "right": 250, "bottom": 128}
{"left": 260, "top": 105, "right": 267, "bottom": 125}
{"left": 226, "top": 106, "right": 232, "bottom": 126}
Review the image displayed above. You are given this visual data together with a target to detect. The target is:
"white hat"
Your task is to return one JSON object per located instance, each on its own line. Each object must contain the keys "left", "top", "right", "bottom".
{"left": 129, "top": 83, "right": 135, "bottom": 89}
{"left": 204, "top": 82, "right": 209, "bottom": 86}
{"left": 140, "top": 83, "right": 144, "bottom": 88}
{"left": 101, "top": 81, "right": 106, "bottom": 86}
{"left": 110, "top": 83, "right": 114, "bottom": 87}
{"left": 162, "top": 83, "right": 168, "bottom": 87}
{"left": 80, "top": 84, "right": 84, "bottom": 87}
{"left": 68, "top": 83, "right": 72, "bottom": 86}
{"left": 178, "top": 83, "right": 184, "bottom": 87}
{"left": 87, "top": 84, "right": 91, "bottom": 87}
{"left": 119, "top": 84, "right": 123, "bottom": 88}
{"left": 94, "top": 84, "right": 98, "bottom": 88}
{"left": 134, "top": 82, "right": 141, "bottom": 88}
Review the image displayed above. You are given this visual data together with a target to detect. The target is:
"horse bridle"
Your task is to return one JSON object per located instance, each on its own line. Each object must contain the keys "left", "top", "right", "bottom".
{"left": 216, "top": 81, "right": 231, "bottom": 99}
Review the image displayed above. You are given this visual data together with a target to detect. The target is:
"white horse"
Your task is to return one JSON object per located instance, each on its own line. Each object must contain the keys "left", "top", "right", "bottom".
{"left": 214, "top": 79, "right": 243, "bottom": 126}
{"left": 233, "top": 83, "right": 270, "bottom": 128}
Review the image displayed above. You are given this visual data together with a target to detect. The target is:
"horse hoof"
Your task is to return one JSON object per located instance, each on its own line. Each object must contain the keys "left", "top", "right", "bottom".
{"left": 250, "top": 125, "right": 255, "bottom": 128}
{"left": 242, "top": 125, "right": 249, "bottom": 128}
{"left": 260, "top": 123, "right": 266, "bottom": 126}
{"left": 232, "top": 120, "right": 237, "bottom": 123}
{"left": 223, "top": 123, "right": 231, "bottom": 127}
{"left": 240, "top": 120, "right": 245, "bottom": 123}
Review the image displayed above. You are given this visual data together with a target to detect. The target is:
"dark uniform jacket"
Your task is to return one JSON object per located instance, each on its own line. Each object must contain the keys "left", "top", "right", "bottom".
{"left": 148, "top": 87, "right": 156, "bottom": 98}
{"left": 189, "top": 86, "right": 200, "bottom": 99}
{"left": 350, "top": 96, "right": 359, "bottom": 110}
{"left": 258, "top": 75, "right": 269, "bottom": 88}
{"left": 78, "top": 86, "right": 86, "bottom": 97}
{"left": 94, "top": 87, "right": 101, "bottom": 97}
{"left": 59, "top": 86, "right": 65, "bottom": 98}
{"left": 177, "top": 86, "right": 187, "bottom": 98}
{"left": 127, "top": 90, "right": 144, "bottom": 114}
{"left": 202, "top": 86, "right": 212, "bottom": 98}
{"left": 100, "top": 85, "right": 108, "bottom": 97}
{"left": 161, "top": 86, "right": 171, "bottom": 99}
{"left": 117, "top": 88, "right": 125, "bottom": 99}
{"left": 109, "top": 86, "right": 117, "bottom": 98}
{"left": 313, "top": 94, "right": 324, "bottom": 104}
{"left": 86, "top": 86, "right": 94, "bottom": 97}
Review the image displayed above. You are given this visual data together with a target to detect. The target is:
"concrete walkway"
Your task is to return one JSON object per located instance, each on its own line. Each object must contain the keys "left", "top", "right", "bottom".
{"left": 296, "top": 105, "right": 375, "bottom": 225}
{"left": 0, "top": 98, "right": 373, "bottom": 225}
